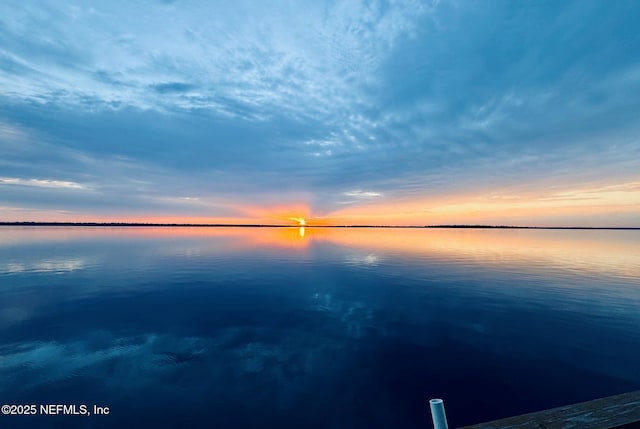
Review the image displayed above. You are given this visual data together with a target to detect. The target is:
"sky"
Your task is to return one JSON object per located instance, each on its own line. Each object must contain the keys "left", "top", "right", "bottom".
{"left": 1, "top": 0, "right": 639, "bottom": 226}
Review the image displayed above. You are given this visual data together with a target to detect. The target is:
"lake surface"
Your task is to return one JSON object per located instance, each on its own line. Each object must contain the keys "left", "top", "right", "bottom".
{"left": 1, "top": 226, "right": 639, "bottom": 428}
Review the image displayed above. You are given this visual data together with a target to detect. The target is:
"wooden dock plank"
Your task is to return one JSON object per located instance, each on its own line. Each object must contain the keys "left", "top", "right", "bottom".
{"left": 459, "top": 390, "right": 640, "bottom": 429}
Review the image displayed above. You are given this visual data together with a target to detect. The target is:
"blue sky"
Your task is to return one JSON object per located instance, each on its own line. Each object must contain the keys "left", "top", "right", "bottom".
{"left": 1, "top": 0, "right": 639, "bottom": 225}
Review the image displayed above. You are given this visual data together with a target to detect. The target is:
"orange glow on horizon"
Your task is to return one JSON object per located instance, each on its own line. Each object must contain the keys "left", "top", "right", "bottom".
{"left": 2, "top": 178, "right": 638, "bottom": 227}
{"left": 325, "top": 179, "right": 640, "bottom": 227}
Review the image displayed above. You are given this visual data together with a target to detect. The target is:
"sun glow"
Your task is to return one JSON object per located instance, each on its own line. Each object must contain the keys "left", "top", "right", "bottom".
{"left": 289, "top": 217, "right": 306, "bottom": 226}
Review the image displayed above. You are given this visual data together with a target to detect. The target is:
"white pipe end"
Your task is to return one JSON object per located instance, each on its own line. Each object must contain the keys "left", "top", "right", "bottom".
{"left": 429, "top": 398, "right": 449, "bottom": 429}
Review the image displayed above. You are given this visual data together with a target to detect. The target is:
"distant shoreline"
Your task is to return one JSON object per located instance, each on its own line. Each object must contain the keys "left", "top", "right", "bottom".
{"left": 0, "top": 222, "right": 638, "bottom": 230}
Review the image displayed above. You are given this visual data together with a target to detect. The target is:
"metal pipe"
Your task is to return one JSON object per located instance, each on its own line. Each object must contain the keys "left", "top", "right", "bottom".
{"left": 429, "top": 398, "right": 449, "bottom": 429}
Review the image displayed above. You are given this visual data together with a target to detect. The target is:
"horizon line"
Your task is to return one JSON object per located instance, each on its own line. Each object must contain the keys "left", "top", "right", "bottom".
{"left": 1, "top": 222, "right": 638, "bottom": 230}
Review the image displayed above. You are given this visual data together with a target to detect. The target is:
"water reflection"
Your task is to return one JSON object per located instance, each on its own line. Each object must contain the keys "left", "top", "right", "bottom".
{"left": 0, "top": 226, "right": 639, "bottom": 428}
{"left": 345, "top": 253, "right": 379, "bottom": 267}
{"left": 0, "top": 258, "right": 85, "bottom": 275}
{"left": 1, "top": 226, "right": 638, "bottom": 277}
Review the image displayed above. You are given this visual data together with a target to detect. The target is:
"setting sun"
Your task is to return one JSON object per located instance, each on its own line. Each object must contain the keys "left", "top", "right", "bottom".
{"left": 288, "top": 217, "right": 306, "bottom": 226}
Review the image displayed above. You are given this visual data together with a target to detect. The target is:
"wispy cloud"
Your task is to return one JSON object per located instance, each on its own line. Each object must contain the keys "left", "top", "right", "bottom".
{"left": 0, "top": 177, "right": 90, "bottom": 190}
{"left": 343, "top": 190, "right": 382, "bottom": 199}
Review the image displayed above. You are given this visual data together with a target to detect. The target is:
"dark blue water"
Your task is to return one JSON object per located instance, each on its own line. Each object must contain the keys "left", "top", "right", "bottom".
{"left": 1, "top": 227, "right": 639, "bottom": 428}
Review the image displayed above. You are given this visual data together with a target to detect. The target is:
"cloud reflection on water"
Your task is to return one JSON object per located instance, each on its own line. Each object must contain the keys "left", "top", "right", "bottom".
{"left": 0, "top": 227, "right": 639, "bottom": 427}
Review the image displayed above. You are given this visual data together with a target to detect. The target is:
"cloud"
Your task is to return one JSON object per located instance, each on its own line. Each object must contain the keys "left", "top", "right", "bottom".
{"left": 150, "top": 82, "right": 197, "bottom": 94}
{"left": 0, "top": 177, "right": 90, "bottom": 190}
{"left": 343, "top": 190, "right": 382, "bottom": 199}
{"left": 0, "top": 0, "right": 639, "bottom": 224}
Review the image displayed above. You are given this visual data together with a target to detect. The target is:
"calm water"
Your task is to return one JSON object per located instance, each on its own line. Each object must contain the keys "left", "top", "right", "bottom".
{"left": 1, "top": 227, "right": 639, "bottom": 428}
